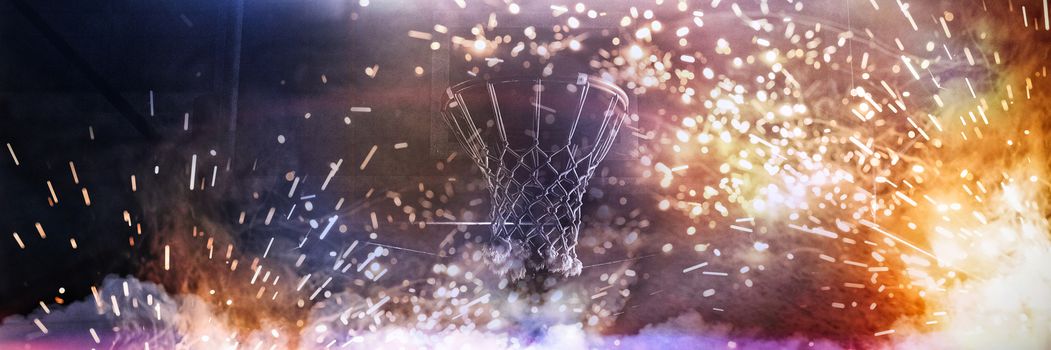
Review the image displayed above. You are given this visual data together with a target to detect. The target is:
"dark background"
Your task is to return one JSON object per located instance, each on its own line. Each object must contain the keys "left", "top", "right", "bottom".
{"left": 3, "top": 0, "right": 1019, "bottom": 346}
{"left": 0, "top": 0, "right": 650, "bottom": 324}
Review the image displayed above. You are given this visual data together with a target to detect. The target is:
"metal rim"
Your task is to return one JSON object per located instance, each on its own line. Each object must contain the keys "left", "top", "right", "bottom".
{"left": 444, "top": 75, "right": 630, "bottom": 109}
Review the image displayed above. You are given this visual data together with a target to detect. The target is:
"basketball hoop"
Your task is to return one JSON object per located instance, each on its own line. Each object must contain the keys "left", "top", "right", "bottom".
{"left": 440, "top": 75, "right": 630, "bottom": 279}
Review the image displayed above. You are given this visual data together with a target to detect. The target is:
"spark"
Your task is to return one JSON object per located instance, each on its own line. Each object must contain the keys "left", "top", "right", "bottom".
{"left": 5, "top": 143, "right": 19, "bottom": 165}
{"left": 359, "top": 145, "right": 378, "bottom": 170}
{"left": 12, "top": 232, "right": 25, "bottom": 249}
{"left": 682, "top": 262, "right": 709, "bottom": 273}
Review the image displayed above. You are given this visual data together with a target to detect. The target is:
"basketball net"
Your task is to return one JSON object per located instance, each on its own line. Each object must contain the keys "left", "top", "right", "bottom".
{"left": 441, "top": 75, "right": 629, "bottom": 279}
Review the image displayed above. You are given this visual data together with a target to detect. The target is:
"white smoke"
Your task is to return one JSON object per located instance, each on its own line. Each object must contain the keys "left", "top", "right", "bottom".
{"left": 0, "top": 275, "right": 289, "bottom": 349}
{"left": 891, "top": 179, "right": 1051, "bottom": 349}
